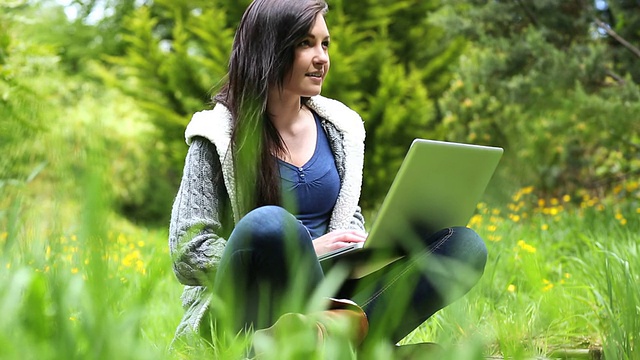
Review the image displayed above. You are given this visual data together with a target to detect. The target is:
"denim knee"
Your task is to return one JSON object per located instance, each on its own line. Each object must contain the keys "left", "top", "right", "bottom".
{"left": 450, "top": 226, "right": 488, "bottom": 274}
{"left": 230, "top": 206, "right": 310, "bottom": 255}
{"left": 237, "top": 206, "right": 291, "bottom": 238}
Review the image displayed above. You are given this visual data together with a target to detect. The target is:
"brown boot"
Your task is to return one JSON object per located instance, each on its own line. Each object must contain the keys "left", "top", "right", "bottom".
{"left": 319, "top": 298, "right": 369, "bottom": 346}
{"left": 252, "top": 298, "right": 368, "bottom": 358}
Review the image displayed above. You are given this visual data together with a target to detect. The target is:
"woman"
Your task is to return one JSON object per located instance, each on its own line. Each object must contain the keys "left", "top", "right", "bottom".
{"left": 169, "top": 0, "right": 487, "bottom": 352}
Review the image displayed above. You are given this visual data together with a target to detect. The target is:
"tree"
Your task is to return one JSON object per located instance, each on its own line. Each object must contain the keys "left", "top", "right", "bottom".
{"left": 596, "top": 0, "right": 640, "bottom": 82}
{"left": 0, "top": 1, "right": 57, "bottom": 182}
{"left": 434, "top": 0, "right": 640, "bottom": 198}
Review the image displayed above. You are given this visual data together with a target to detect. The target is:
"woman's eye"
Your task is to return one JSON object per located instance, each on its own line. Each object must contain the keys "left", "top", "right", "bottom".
{"left": 322, "top": 41, "right": 330, "bottom": 48}
{"left": 298, "top": 40, "right": 311, "bottom": 48}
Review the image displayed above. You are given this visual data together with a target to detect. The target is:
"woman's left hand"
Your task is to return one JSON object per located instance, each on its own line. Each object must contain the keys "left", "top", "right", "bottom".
{"left": 312, "top": 230, "right": 367, "bottom": 256}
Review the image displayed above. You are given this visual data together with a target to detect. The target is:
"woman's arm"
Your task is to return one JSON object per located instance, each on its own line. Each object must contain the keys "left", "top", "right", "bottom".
{"left": 168, "top": 137, "right": 228, "bottom": 287}
{"left": 349, "top": 206, "right": 366, "bottom": 232}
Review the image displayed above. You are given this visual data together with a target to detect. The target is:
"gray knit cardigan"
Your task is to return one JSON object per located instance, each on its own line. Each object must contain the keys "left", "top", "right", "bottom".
{"left": 168, "top": 95, "right": 367, "bottom": 340}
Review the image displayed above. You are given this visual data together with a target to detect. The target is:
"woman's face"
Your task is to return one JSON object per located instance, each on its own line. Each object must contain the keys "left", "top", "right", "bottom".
{"left": 281, "top": 13, "right": 330, "bottom": 99}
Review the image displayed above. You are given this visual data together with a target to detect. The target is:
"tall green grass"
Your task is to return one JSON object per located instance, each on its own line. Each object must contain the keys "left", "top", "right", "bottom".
{"left": 2, "top": 165, "right": 638, "bottom": 359}
{"left": 410, "top": 186, "right": 639, "bottom": 359}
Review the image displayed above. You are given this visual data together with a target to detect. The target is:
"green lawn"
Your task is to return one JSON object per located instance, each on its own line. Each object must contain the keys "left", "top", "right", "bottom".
{"left": 1, "top": 175, "right": 638, "bottom": 359}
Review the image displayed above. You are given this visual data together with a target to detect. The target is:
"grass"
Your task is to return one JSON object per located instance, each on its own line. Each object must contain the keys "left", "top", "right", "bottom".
{"left": 2, "top": 156, "right": 639, "bottom": 359}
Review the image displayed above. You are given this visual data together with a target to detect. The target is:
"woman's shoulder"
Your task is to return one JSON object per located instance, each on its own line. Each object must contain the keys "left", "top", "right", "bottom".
{"left": 184, "top": 103, "right": 233, "bottom": 150}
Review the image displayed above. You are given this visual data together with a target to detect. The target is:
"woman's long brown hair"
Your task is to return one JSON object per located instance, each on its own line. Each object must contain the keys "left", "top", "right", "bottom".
{"left": 214, "top": 0, "right": 328, "bottom": 217}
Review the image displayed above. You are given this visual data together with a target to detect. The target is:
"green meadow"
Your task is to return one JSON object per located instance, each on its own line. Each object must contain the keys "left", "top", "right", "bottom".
{"left": 3, "top": 0, "right": 640, "bottom": 358}
{"left": 2, "top": 121, "right": 638, "bottom": 359}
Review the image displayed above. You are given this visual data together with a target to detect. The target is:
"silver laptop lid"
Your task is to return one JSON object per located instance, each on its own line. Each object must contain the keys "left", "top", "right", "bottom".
{"left": 364, "top": 139, "right": 503, "bottom": 250}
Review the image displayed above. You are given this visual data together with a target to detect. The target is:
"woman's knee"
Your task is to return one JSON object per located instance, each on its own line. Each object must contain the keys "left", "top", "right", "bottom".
{"left": 231, "top": 206, "right": 309, "bottom": 252}
{"left": 238, "top": 206, "right": 292, "bottom": 236}
{"left": 449, "top": 226, "right": 488, "bottom": 273}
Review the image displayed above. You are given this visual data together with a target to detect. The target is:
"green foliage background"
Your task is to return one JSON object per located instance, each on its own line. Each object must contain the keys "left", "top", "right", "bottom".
{"left": 435, "top": 0, "right": 640, "bottom": 198}
{"left": 83, "top": 0, "right": 467, "bottom": 217}
{"left": 6, "top": 0, "right": 636, "bottom": 223}
{"left": 3, "top": 0, "right": 639, "bottom": 223}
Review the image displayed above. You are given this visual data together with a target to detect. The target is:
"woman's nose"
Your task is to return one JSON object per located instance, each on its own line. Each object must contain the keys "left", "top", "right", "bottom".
{"left": 314, "top": 47, "right": 329, "bottom": 65}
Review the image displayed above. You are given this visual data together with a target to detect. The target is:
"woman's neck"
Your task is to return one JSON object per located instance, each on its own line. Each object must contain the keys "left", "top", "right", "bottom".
{"left": 266, "top": 90, "right": 317, "bottom": 166}
{"left": 267, "top": 92, "right": 309, "bottom": 136}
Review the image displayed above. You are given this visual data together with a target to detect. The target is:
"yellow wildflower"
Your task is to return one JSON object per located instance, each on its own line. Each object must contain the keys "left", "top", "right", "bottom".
{"left": 562, "top": 194, "right": 571, "bottom": 203}
{"left": 613, "top": 184, "right": 623, "bottom": 194}
{"left": 517, "top": 240, "right": 536, "bottom": 253}
{"left": 615, "top": 212, "right": 627, "bottom": 225}
{"left": 541, "top": 224, "right": 549, "bottom": 231}
{"left": 122, "top": 250, "right": 141, "bottom": 267}
{"left": 136, "top": 260, "right": 146, "bottom": 275}
{"left": 468, "top": 214, "right": 482, "bottom": 227}
{"left": 521, "top": 186, "right": 534, "bottom": 195}
{"left": 507, "top": 284, "right": 516, "bottom": 293}
{"left": 542, "top": 279, "right": 554, "bottom": 292}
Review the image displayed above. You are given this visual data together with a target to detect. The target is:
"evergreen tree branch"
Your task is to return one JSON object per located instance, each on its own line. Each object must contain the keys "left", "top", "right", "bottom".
{"left": 514, "top": 0, "right": 539, "bottom": 27}
{"left": 606, "top": 69, "right": 626, "bottom": 85}
{"left": 595, "top": 17, "right": 640, "bottom": 60}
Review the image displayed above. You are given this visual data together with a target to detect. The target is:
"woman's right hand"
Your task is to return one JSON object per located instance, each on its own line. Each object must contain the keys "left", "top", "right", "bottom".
{"left": 313, "top": 230, "right": 367, "bottom": 256}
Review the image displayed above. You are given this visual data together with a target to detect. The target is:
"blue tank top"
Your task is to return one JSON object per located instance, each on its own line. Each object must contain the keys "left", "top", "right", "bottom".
{"left": 278, "top": 112, "right": 340, "bottom": 239}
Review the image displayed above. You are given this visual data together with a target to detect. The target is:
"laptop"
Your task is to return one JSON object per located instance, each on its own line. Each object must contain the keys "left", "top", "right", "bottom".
{"left": 319, "top": 139, "right": 503, "bottom": 278}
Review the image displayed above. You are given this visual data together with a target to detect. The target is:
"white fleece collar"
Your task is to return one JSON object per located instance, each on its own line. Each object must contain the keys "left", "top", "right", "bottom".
{"left": 306, "top": 96, "right": 365, "bottom": 231}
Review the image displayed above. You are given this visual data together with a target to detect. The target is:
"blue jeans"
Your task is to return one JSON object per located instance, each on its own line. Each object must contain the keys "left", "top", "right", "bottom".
{"left": 210, "top": 206, "right": 487, "bottom": 343}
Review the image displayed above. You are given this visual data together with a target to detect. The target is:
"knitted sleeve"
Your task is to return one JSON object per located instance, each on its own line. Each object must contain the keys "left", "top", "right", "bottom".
{"left": 350, "top": 206, "right": 366, "bottom": 232}
{"left": 168, "top": 137, "right": 228, "bottom": 286}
